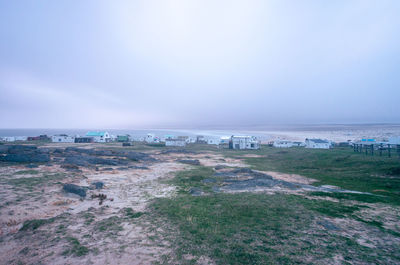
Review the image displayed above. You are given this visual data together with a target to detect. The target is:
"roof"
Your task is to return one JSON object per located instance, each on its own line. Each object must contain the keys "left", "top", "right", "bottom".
{"left": 86, "top": 131, "right": 107, "bottom": 137}
{"left": 308, "top": 139, "right": 329, "bottom": 144}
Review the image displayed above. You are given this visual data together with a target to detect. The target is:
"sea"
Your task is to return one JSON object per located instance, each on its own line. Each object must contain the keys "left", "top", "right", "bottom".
{"left": 1, "top": 124, "right": 399, "bottom": 143}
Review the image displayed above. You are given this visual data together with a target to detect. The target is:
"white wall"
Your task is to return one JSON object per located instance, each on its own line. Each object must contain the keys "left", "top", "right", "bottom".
{"left": 52, "top": 135, "right": 75, "bottom": 143}
{"left": 165, "top": 140, "right": 186, "bottom": 147}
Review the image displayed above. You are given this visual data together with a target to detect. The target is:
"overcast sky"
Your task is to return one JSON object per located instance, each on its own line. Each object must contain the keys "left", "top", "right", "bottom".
{"left": 0, "top": 0, "right": 399, "bottom": 129}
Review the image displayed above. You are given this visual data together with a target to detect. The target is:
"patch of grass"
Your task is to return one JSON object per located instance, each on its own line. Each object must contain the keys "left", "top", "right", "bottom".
{"left": 6, "top": 173, "right": 66, "bottom": 191}
{"left": 151, "top": 193, "right": 393, "bottom": 264}
{"left": 20, "top": 218, "right": 55, "bottom": 231}
{"left": 63, "top": 237, "right": 89, "bottom": 257}
{"left": 302, "top": 197, "right": 364, "bottom": 218}
{"left": 171, "top": 166, "right": 215, "bottom": 193}
{"left": 222, "top": 146, "right": 400, "bottom": 204}
{"left": 94, "top": 216, "right": 124, "bottom": 236}
{"left": 14, "top": 170, "right": 39, "bottom": 175}
{"left": 81, "top": 212, "right": 95, "bottom": 225}
{"left": 123, "top": 207, "right": 144, "bottom": 219}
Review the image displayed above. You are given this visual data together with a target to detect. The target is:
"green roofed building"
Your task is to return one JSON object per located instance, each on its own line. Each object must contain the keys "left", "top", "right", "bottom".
{"left": 85, "top": 131, "right": 111, "bottom": 143}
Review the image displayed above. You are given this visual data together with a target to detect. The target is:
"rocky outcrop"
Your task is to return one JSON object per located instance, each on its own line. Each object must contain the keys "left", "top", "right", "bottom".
{"left": 63, "top": 155, "right": 129, "bottom": 167}
{"left": 0, "top": 145, "right": 50, "bottom": 163}
{"left": 177, "top": 159, "right": 201, "bottom": 166}
{"left": 63, "top": 184, "right": 87, "bottom": 197}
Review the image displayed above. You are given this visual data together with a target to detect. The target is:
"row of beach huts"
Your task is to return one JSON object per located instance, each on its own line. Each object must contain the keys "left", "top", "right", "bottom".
{"left": 0, "top": 132, "right": 261, "bottom": 150}
{"left": 2, "top": 131, "right": 399, "bottom": 151}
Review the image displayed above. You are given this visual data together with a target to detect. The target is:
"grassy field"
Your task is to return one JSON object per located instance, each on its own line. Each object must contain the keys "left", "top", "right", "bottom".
{"left": 222, "top": 146, "right": 400, "bottom": 204}
{"left": 149, "top": 145, "right": 400, "bottom": 264}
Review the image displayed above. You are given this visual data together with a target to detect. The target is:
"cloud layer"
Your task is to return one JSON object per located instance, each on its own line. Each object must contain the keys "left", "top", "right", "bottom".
{"left": 1, "top": 0, "right": 399, "bottom": 128}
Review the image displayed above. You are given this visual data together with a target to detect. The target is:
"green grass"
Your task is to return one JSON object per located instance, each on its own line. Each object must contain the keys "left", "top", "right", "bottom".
{"left": 149, "top": 166, "right": 400, "bottom": 264}
{"left": 170, "top": 166, "right": 215, "bottom": 193}
{"left": 63, "top": 237, "right": 89, "bottom": 257}
{"left": 222, "top": 146, "right": 400, "bottom": 204}
{"left": 5, "top": 173, "right": 65, "bottom": 191}
{"left": 20, "top": 218, "right": 55, "bottom": 231}
{"left": 123, "top": 207, "right": 144, "bottom": 219}
{"left": 14, "top": 170, "right": 39, "bottom": 175}
{"left": 94, "top": 216, "right": 124, "bottom": 235}
{"left": 151, "top": 193, "right": 398, "bottom": 264}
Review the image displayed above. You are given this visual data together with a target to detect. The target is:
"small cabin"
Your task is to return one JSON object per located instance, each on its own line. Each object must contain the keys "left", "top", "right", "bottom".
{"left": 85, "top": 131, "right": 111, "bottom": 143}
{"left": 305, "top": 139, "right": 331, "bottom": 149}
{"left": 229, "top": 136, "right": 260, "bottom": 150}
{"left": 52, "top": 134, "right": 75, "bottom": 143}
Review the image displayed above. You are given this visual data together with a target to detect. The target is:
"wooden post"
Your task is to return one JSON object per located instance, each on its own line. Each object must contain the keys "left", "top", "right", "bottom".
{"left": 371, "top": 144, "right": 374, "bottom": 156}
{"left": 379, "top": 144, "right": 382, "bottom": 156}
{"left": 388, "top": 144, "right": 391, "bottom": 158}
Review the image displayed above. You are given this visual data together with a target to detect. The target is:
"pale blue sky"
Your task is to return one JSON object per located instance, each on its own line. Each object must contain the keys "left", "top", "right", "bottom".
{"left": 0, "top": 0, "right": 399, "bottom": 129}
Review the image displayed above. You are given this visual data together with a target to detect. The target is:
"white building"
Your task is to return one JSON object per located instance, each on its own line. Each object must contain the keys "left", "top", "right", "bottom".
{"left": 85, "top": 131, "right": 111, "bottom": 143}
{"left": 165, "top": 139, "right": 186, "bottom": 147}
{"left": 52, "top": 134, "right": 75, "bottom": 143}
{"left": 305, "top": 139, "right": 331, "bottom": 149}
{"left": 230, "top": 136, "right": 260, "bottom": 150}
{"left": 273, "top": 140, "right": 294, "bottom": 148}
{"left": 206, "top": 137, "right": 221, "bottom": 145}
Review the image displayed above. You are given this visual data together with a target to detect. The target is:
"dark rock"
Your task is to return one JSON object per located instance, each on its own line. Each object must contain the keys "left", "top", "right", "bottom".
{"left": 202, "top": 178, "right": 216, "bottom": 183}
{"left": 7, "top": 145, "right": 37, "bottom": 154}
{"left": 63, "top": 184, "right": 86, "bottom": 197}
{"left": 64, "top": 155, "right": 128, "bottom": 167}
{"left": 53, "top": 149, "right": 64, "bottom": 154}
{"left": 26, "top": 164, "right": 39, "bottom": 168}
{"left": 102, "top": 167, "right": 114, "bottom": 171}
{"left": 122, "top": 151, "right": 155, "bottom": 161}
{"left": 92, "top": 181, "right": 104, "bottom": 189}
{"left": 177, "top": 159, "right": 201, "bottom": 166}
{"left": 0, "top": 145, "right": 9, "bottom": 154}
{"left": 0, "top": 153, "right": 50, "bottom": 163}
{"left": 214, "top": 172, "right": 235, "bottom": 177}
{"left": 189, "top": 187, "right": 203, "bottom": 196}
{"left": 317, "top": 220, "right": 340, "bottom": 231}
{"left": 122, "top": 142, "right": 131, "bottom": 146}
{"left": 232, "top": 168, "right": 253, "bottom": 174}
{"left": 61, "top": 164, "right": 81, "bottom": 172}
{"left": 116, "top": 167, "right": 129, "bottom": 171}
{"left": 127, "top": 165, "right": 149, "bottom": 170}
{"left": 214, "top": 165, "right": 227, "bottom": 170}
{"left": 94, "top": 150, "right": 114, "bottom": 156}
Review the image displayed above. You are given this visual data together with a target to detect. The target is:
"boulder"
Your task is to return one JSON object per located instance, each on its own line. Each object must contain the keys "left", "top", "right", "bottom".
{"left": 7, "top": 145, "right": 37, "bottom": 154}
{"left": 0, "top": 153, "right": 50, "bottom": 163}
{"left": 177, "top": 159, "right": 201, "bottom": 166}
{"left": 63, "top": 184, "right": 86, "bottom": 197}
{"left": 92, "top": 181, "right": 104, "bottom": 189}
